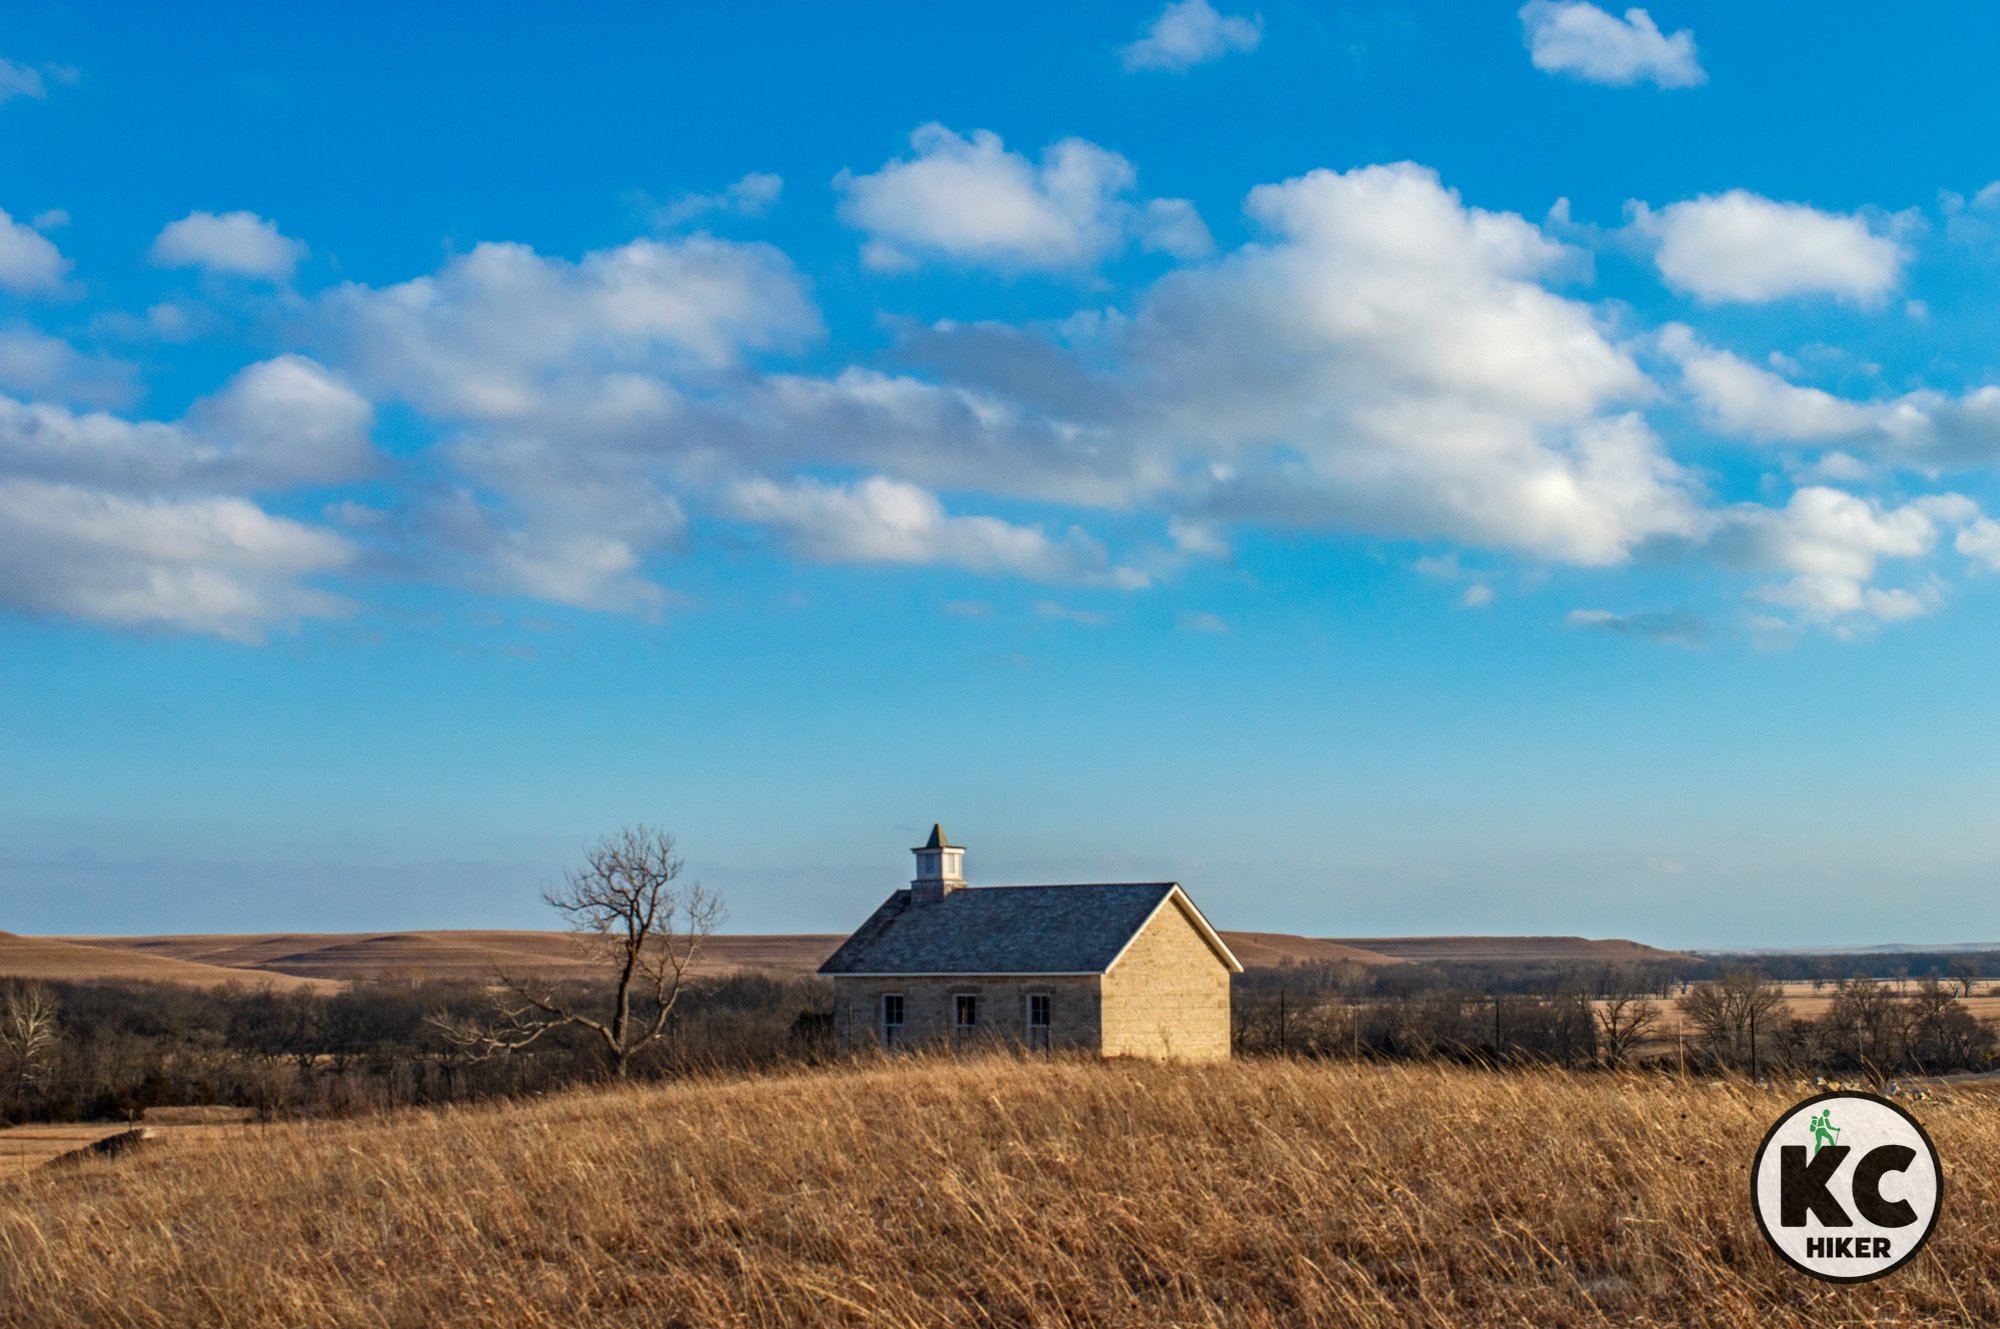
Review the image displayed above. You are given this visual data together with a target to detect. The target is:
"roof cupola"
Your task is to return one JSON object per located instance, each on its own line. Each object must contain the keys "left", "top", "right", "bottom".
{"left": 911, "top": 823, "right": 966, "bottom": 904}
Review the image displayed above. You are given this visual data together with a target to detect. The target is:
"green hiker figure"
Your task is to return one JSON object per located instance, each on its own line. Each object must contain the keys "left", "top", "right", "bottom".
{"left": 1809, "top": 1109, "right": 1840, "bottom": 1157}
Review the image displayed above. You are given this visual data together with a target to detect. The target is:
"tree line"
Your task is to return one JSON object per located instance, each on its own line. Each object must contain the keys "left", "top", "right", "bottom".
{"left": 1231, "top": 964, "right": 1996, "bottom": 1076}
{"left": 0, "top": 972, "right": 833, "bottom": 1126}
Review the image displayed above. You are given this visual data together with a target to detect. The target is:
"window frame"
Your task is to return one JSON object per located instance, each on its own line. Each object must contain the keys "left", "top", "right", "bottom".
{"left": 1026, "top": 992, "right": 1051, "bottom": 1050}
{"left": 953, "top": 992, "right": 978, "bottom": 1045}
{"left": 879, "top": 992, "right": 905, "bottom": 1048}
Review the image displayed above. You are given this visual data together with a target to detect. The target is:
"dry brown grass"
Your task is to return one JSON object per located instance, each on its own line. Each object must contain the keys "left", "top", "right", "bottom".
{"left": 33, "top": 930, "right": 1690, "bottom": 986}
{"left": 0, "top": 934, "right": 335, "bottom": 993}
{"left": 3, "top": 1056, "right": 1996, "bottom": 1328}
{"left": 0, "top": 1125, "right": 137, "bottom": 1182}
{"left": 36, "top": 932, "right": 852, "bottom": 984}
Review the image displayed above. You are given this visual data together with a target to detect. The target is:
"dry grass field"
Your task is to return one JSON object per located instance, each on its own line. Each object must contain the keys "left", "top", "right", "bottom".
{"left": 18, "top": 930, "right": 1689, "bottom": 988}
{"left": 0, "top": 1125, "right": 139, "bottom": 1182}
{"left": 41, "top": 931, "right": 853, "bottom": 984}
{"left": 0, "top": 1122, "right": 253, "bottom": 1183}
{"left": 0, "top": 933, "right": 336, "bottom": 993}
{"left": 3, "top": 1056, "right": 1997, "bottom": 1328}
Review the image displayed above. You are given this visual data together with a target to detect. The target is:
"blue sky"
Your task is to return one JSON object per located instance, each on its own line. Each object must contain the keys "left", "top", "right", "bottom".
{"left": 5, "top": 2, "right": 2000, "bottom": 948}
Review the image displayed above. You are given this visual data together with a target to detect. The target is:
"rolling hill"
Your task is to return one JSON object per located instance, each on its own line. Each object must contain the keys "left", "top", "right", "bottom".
{"left": 0, "top": 932, "right": 336, "bottom": 991}
{"left": 48, "top": 931, "right": 848, "bottom": 983}
{"left": 16, "top": 929, "right": 1690, "bottom": 987}
{"left": 1328, "top": 935, "right": 1692, "bottom": 964}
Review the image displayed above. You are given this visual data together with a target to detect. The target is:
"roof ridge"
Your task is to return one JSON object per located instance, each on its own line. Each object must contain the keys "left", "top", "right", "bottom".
{"left": 819, "top": 881, "right": 1188, "bottom": 977}
{"left": 955, "top": 881, "right": 1177, "bottom": 891}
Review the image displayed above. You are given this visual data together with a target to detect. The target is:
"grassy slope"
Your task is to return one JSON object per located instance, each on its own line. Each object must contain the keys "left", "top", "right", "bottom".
{"left": 2, "top": 1058, "right": 1992, "bottom": 1328}
{"left": 0, "top": 933, "right": 336, "bottom": 992}
{"left": 38, "top": 931, "right": 1690, "bottom": 985}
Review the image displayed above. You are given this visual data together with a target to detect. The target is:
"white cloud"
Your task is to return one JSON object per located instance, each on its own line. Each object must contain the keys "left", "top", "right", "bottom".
{"left": 0, "top": 357, "right": 372, "bottom": 493}
{"left": 1177, "top": 610, "right": 1229, "bottom": 632}
{"left": 0, "top": 480, "right": 353, "bottom": 639}
{"left": 836, "top": 125, "right": 1206, "bottom": 271}
{"left": 1716, "top": 486, "right": 1967, "bottom": 625}
{"left": 183, "top": 355, "right": 378, "bottom": 487}
{"left": 305, "top": 234, "right": 823, "bottom": 612}
{"left": 1630, "top": 191, "right": 1907, "bottom": 305}
{"left": 1167, "top": 515, "right": 1229, "bottom": 558}
{"left": 1138, "top": 198, "right": 1215, "bottom": 260}
{"left": 422, "top": 482, "right": 686, "bottom": 617}
{"left": 1128, "top": 162, "right": 1696, "bottom": 564}
{"left": 1520, "top": 2, "right": 1704, "bottom": 88}
{"left": 292, "top": 162, "right": 1713, "bottom": 614}
{"left": 1661, "top": 325, "right": 2000, "bottom": 468}
{"left": 0, "top": 206, "right": 69, "bottom": 293}
{"left": 1661, "top": 325, "right": 1878, "bottom": 438}
{"left": 317, "top": 235, "right": 818, "bottom": 420}
{"left": 0, "top": 57, "right": 50, "bottom": 103}
{"left": 247, "top": 159, "right": 2000, "bottom": 639}
{"left": 1120, "top": 0, "right": 1262, "bottom": 73}
{"left": 150, "top": 210, "right": 307, "bottom": 280}
{"left": 1955, "top": 517, "right": 2000, "bottom": 571}
{"left": 0, "top": 326, "right": 137, "bottom": 408}
{"left": 651, "top": 172, "right": 784, "bottom": 228}
{"left": 743, "top": 366, "right": 1151, "bottom": 508}
{"left": 0, "top": 353, "right": 373, "bottom": 637}
{"left": 726, "top": 474, "right": 1148, "bottom": 587}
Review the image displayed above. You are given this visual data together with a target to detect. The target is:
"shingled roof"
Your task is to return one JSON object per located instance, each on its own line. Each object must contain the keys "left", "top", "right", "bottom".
{"left": 817, "top": 882, "right": 1241, "bottom": 976}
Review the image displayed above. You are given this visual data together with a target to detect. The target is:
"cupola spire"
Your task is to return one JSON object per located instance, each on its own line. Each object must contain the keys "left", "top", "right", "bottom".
{"left": 911, "top": 823, "right": 966, "bottom": 903}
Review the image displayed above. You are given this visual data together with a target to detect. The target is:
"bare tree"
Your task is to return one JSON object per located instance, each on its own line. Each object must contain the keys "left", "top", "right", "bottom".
{"left": 1819, "top": 978, "right": 1910, "bottom": 1073}
{"left": 436, "top": 826, "right": 722, "bottom": 1078}
{"left": 1677, "top": 970, "right": 1786, "bottom": 1070}
{"left": 1595, "top": 989, "right": 1659, "bottom": 1067}
{"left": 0, "top": 982, "right": 61, "bottom": 1116}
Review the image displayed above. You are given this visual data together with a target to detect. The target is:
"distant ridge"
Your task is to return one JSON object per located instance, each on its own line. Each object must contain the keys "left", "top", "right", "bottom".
{"left": 1328, "top": 936, "right": 1694, "bottom": 965}
{"left": 24, "top": 929, "right": 1692, "bottom": 985}
{"left": 0, "top": 933, "right": 335, "bottom": 991}
{"left": 1698, "top": 942, "right": 2000, "bottom": 956}
{"left": 53, "top": 932, "right": 848, "bottom": 983}
{"left": 1220, "top": 933, "right": 1405, "bottom": 968}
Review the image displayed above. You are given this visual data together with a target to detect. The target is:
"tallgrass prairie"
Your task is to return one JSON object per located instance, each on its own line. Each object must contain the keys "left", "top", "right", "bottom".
{"left": 2, "top": 1056, "right": 1993, "bottom": 1328}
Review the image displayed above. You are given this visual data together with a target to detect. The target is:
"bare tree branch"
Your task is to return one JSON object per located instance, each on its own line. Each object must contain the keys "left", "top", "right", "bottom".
{"left": 430, "top": 826, "right": 723, "bottom": 1078}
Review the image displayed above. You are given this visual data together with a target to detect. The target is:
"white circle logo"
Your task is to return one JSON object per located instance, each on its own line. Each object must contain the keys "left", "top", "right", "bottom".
{"left": 1750, "top": 1091, "right": 1942, "bottom": 1283}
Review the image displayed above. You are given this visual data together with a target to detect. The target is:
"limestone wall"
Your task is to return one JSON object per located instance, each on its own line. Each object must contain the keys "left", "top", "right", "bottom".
{"left": 832, "top": 975, "right": 1101, "bottom": 1054}
{"left": 1098, "top": 898, "right": 1233, "bottom": 1061}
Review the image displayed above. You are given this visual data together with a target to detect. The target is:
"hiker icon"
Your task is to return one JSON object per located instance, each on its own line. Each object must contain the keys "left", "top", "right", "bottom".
{"left": 1809, "top": 1109, "right": 1840, "bottom": 1156}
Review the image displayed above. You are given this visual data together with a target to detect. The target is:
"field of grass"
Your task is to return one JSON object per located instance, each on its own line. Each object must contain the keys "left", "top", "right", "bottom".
{"left": 3, "top": 1056, "right": 1996, "bottom": 1328}
{"left": 11, "top": 930, "right": 1692, "bottom": 987}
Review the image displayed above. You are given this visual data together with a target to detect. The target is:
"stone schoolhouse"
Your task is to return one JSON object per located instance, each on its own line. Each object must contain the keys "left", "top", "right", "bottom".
{"left": 818, "top": 825, "right": 1241, "bottom": 1061}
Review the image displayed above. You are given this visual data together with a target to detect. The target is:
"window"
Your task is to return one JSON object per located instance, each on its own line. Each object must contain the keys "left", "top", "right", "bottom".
{"left": 1027, "top": 993, "right": 1051, "bottom": 1051}
{"left": 954, "top": 993, "right": 978, "bottom": 1044}
{"left": 880, "top": 993, "right": 904, "bottom": 1048}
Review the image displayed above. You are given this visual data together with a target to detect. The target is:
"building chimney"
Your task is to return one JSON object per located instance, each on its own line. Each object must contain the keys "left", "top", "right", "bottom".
{"left": 910, "top": 823, "right": 966, "bottom": 904}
